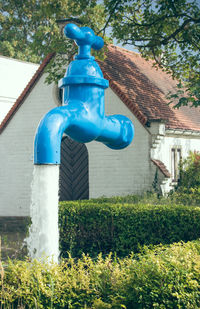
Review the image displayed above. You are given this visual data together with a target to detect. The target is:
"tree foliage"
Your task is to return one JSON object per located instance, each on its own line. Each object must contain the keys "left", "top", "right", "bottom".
{"left": 103, "top": 0, "right": 200, "bottom": 107}
{"left": 0, "top": 0, "right": 106, "bottom": 61}
{"left": 0, "top": 0, "right": 200, "bottom": 107}
{"left": 0, "top": 0, "right": 108, "bottom": 82}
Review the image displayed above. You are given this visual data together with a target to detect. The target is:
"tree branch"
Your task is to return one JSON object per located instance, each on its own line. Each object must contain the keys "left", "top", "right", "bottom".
{"left": 160, "top": 18, "right": 200, "bottom": 45}
{"left": 120, "top": 15, "right": 200, "bottom": 49}
{"left": 125, "top": 13, "right": 190, "bottom": 28}
{"left": 97, "top": 0, "right": 121, "bottom": 36}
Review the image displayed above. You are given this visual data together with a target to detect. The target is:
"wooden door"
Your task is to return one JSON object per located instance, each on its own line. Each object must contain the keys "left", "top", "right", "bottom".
{"left": 59, "top": 136, "right": 89, "bottom": 201}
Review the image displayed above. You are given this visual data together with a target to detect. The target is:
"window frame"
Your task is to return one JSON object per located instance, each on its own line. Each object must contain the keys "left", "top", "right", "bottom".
{"left": 171, "top": 146, "right": 182, "bottom": 182}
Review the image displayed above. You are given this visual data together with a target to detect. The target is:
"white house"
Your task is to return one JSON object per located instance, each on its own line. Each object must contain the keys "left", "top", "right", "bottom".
{"left": 0, "top": 55, "right": 39, "bottom": 123}
{"left": 0, "top": 46, "right": 200, "bottom": 218}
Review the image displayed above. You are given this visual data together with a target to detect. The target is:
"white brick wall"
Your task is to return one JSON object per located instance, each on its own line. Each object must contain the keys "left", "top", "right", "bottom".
{"left": 0, "top": 56, "right": 39, "bottom": 123}
{"left": 152, "top": 132, "right": 200, "bottom": 177}
{"left": 150, "top": 126, "right": 200, "bottom": 194}
{"left": 0, "top": 75, "right": 152, "bottom": 216}
{"left": 2, "top": 69, "right": 199, "bottom": 216}
{"left": 87, "top": 88, "right": 151, "bottom": 198}
{"left": 0, "top": 74, "right": 56, "bottom": 216}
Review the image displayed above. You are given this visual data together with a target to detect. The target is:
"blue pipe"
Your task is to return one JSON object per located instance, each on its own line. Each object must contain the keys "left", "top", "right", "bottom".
{"left": 34, "top": 24, "right": 134, "bottom": 164}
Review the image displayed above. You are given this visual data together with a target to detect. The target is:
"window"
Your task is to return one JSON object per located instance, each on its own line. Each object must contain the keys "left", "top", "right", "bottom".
{"left": 171, "top": 148, "right": 181, "bottom": 182}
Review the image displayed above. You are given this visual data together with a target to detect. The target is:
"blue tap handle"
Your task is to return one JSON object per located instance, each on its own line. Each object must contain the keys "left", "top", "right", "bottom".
{"left": 64, "top": 23, "right": 104, "bottom": 53}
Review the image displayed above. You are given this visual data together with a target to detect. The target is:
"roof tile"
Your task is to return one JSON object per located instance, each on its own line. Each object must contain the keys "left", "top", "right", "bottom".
{"left": 0, "top": 46, "right": 199, "bottom": 134}
{"left": 151, "top": 159, "right": 171, "bottom": 178}
{"left": 99, "top": 45, "right": 200, "bottom": 131}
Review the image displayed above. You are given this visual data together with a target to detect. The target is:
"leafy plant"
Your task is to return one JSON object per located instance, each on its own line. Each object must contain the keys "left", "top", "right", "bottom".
{"left": 168, "top": 151, "right": 200, "bottom": 205}
{"left": 1, "top": 0, "right": 200, "bottom": 107}
{"left": 59, "top": 201, "right": 200, "bottom": 258}
{"left": 0, "top": 240, "right": 200, "bottom": 308}
{"left": 178, "top": 151, "right": 200, "bottom": 193}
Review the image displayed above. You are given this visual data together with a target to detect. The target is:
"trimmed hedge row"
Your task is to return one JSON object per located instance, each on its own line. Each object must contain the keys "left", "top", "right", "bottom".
{"left": 1, "top": 240, "right": 200, "bottom": 308}
{"left": 78, "top": 193, "right": 200, "bottom": 206}
{"left": 59, "top": 201, "right": 200, "bottom": 258}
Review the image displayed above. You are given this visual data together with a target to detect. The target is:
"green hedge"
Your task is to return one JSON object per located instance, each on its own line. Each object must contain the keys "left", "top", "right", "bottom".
{"left": 59, "top": 201, "right": 200, "bottom": 258}
{"left": 79, "top": 192, "right": 200, "bottom": 206}
{"left": 1, "top": 240, "right": 200, "bottom": 308}
{"left": 169, "top": 189, "right": 200, "bottom": 206}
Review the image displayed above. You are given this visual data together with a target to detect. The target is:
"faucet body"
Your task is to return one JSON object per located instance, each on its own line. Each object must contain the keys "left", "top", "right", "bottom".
{"left": 34, "top": 24, "right": 134, "bottom": 164}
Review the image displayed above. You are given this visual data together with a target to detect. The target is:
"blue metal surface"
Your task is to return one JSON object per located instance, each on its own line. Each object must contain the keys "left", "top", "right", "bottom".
{"left": 34, "top": 23, "right": 134, "bottom": 165}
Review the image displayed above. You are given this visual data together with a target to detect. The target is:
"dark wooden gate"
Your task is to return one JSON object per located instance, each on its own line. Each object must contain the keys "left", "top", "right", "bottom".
{"left": 59, "top": 136, "right": 89, "bottom": 201}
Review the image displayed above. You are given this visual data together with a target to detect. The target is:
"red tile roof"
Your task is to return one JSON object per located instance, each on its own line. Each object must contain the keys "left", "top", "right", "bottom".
{"left": 100, "top": 45, "right": 200, "bottom": 132}
{"left": 0, "top": 46, "right": 199, "bottom": 134}
{"left": 151, "top": 159, "right": 171, "bottom": 178}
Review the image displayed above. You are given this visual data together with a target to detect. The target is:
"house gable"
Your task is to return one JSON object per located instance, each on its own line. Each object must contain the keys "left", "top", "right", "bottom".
{"left": 0, "top": 46, "right": 199, "bottom": 215}
{"left": 99, "top": 45, "right": 200, "bottom": 132}
{"left": 0, "top": 54, "right": 151, "bottom": 216}
{"left": 0, "top": 56, "right": 39, "bottom": 124}
{"left": 0, "top": 53, "right": 55, "bottom": 134}
{"left": 0, "top": 69, "right": 57, "bottom": 216}
{"left": 1, "top": 46, "right": 199, "bottom": 135}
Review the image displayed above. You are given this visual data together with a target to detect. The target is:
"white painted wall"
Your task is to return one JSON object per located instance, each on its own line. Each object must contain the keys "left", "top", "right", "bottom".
{"left": 5, "top": 68, "right": 199, "bottom": 215}
{"left": 1, "top": 58, "right": 200, "bottom": 216}
{"left": 0, "top": 74, "right": 55, "bottom": 216}
{"left": 0, "top": 75, "right": 152, "bottom": 216}
{"left": 1, "top": 66, "right": 199, "bottom": 216}
{"left": 87, "top": 88, "right": 151, "bottom": 198}
{"left": 152, "top": 132, "right": 200, "bottom": 178}
{"left": 0, "top": 56, "right": 39, "bottom": 123}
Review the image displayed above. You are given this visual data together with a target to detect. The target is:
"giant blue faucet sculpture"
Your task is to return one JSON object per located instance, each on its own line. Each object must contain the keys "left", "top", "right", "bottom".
{"left": 34, "top": 24, "right": 134, "bottom": 164}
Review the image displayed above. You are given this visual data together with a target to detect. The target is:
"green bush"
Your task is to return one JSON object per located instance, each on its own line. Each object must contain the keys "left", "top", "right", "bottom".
{"left": 169, "top": 151, "right": 200, "bottom": 205}
{"left": 178, "top": 151, "right": 200, "bottom": 193}
{"left": 1, "top": 240, "right": 200, "bottom": 308}
{"left": 59, "top": 201, "right": 200, "bottom": 258}
{"left": 164, "top": 151, "right": 200, "bottom": 206}
{"left": 169, "top": 189, "right": 200, "bottom": 206}
{"left": 81, "top": 192, "right": 200, "bottom": 206}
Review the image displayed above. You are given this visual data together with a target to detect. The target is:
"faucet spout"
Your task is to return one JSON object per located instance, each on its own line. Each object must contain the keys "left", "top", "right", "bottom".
{"left": 96, "top": 115, "right": 134, "bottom": 150}
{"left": 34, "top": 106, "right": 71, "bottom": 165}
{"left": 34, "top": 97, "right": 103, "bottom": 165}
{"left": 34, "top": 23, "right": 134, "bottom": 165}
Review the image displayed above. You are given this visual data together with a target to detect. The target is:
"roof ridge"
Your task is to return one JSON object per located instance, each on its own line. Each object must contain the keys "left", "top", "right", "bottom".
{"left": 1, "top": 46, "right": 199, "bottom": 134}
{"left": 0, "top": 54, "right": 40, "bottom": 66}
{"left": 0, "top": 52, "right": 55, "bottom": 134}
{"left": 109, "top": 44, "right": 140, "bottom": 56}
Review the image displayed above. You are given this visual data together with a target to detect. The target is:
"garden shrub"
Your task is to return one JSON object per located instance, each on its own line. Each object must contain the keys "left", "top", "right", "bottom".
{"left": 1, "top": 240, "right": 200, "bottom": 308}
{"left": 59, "top": 201, "right": 200, "bottom": 258}
{"left": 169, "top": 151, "right": 200, "bottom": 205}
{"left": 178, "top": 151, "right": 200, "bottom": 193}
{"left": 169, "top": 189, "right": 200, "bottom": 206}
{"left": 82, "top": 192, "right": 200, "bottom": 206}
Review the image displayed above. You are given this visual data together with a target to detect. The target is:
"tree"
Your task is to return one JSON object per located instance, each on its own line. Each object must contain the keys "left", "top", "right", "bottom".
{"left": 102, "top": 0, "right": 200, "bottom": 107}
{"left": 0, "top": 0, "right": 108, "bottom": 82}
{"left": 1, "top": 0, "right": 199, "bottom": 107}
